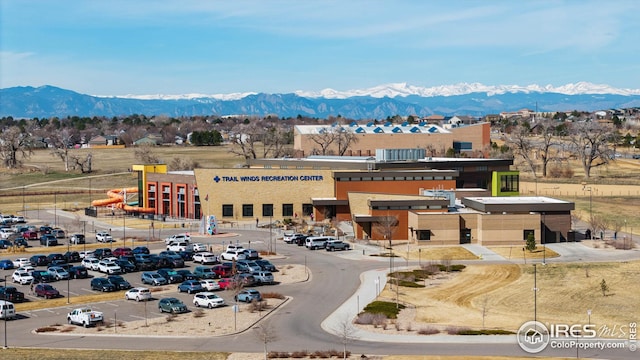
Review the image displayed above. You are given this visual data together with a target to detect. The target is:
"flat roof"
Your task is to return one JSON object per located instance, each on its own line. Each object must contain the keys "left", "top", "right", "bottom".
{"left": 462, "top": 196, "right": 575, "bottom": 213}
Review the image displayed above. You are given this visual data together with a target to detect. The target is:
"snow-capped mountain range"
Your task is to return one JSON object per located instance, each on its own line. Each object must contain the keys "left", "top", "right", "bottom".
{"left": 2, "top": 82, "right": 640, "bottom": 119}
{"left": 116, "top": 82, "right": 640, "bottom": 101}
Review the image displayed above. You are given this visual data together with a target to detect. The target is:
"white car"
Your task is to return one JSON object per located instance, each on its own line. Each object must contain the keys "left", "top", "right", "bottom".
{"left": 193, "top": 252, "right": 218, "bottom": 265}
{"left": 167, "top": 242, "right": 188, "bottom": 252}
{"left": 96, "top": 231, "right": 114, "bottom": 243}
{"left": 12, "top": 257, "right": 30, "bottom": 268}
{"left": 220, "top": 250, "right": 246, "bottom": 261}
{"left": 193, "top": 292, "right": 225, "bottom": 308}
{"left": 79, "top": 250, "right": 94, "bottom": 259}
{"left": 191, "top": 243, "right": 208, "bottom": 252}
{"left": 98, "top": 260, "right": 121, "bottom": 274}
{"left": 225, "top": 244, "right": 245, "bottom": 252}
{"left": 164, "top": 233, "right": 191, "bottom": 245}
{"left": 199, "top": 279, "right": 221, "bottom": 291}
{"left": 12, "top": 269, "right": 34, "bottom": 285}
{"left": 81, "top": 257, "right": 100, "bottom": 271}
{"left": 124, "top": 287, "right": 152, "bottom": 302}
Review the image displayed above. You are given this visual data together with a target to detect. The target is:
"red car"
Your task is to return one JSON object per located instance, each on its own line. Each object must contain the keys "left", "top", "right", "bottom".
{"left": 22, "top": 230, "right": 38, "bottom": 240}
{"left": 217, "top": 277, "right": 240, "bottom": 290}
{"left": 34, "top": 283, "right": 60, "bottom": 299}
{"left": 112, "top": 247, "right": 133, "bottom": 257}
{"left": 212, "top": 265, "right": 233, "bottom": 278}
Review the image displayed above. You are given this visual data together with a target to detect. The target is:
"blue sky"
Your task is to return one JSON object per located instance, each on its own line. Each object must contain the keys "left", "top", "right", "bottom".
{"left": 1, "top": 0, "right": 639, "bottom": 96}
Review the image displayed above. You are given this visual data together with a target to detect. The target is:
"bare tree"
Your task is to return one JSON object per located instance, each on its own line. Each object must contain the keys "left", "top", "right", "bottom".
{"left": 308, "top": 127, "right": 337, "bottom": 155}
{"left": 505, "top": 124, "right": 538, "bottom": 178}
{"left": 333, "top": 315, "right": 359, "bottom": 360}
{"left": 229, "top": 122, "right": 263, "bottom": 159}
{"left": 534, "top": 120, "right": 560, "bottom": 177}
{"left": 252, "top": 321, "right": 278, "bottom": 360}
{"left": 568, "top": 121, "right": 617, "bottom": 178}
{"left": 47, "top": 128, "right": 78, "bottom": 172}
{"left": 134, "top": 144, "right": 160, "bottom": 164}
{"left": 335, "top": 127, "right": 359, "bottom": 156}
{"left": 0, "top": 126, "right": 33, "bottom": 168}
{"left": 69, "top": 153, "right": 93, "bottom": 173}
{"left": 480, "top": 294, "right": 490, "bottom": 329}
{"left": 262, "top": 123, "right": 293, "bottom": 158}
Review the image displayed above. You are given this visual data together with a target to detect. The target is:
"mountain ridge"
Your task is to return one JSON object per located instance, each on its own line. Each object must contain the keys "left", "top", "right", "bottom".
{"left": 2, "top": 84, "right": 640, "bottom": 120}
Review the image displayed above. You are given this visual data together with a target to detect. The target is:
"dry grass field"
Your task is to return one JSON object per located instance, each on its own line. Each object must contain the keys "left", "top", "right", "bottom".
{"left": 375, "top": 261, "right": 640, "bottom": 335}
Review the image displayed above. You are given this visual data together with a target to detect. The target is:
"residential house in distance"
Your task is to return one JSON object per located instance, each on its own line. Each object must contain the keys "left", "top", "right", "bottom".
{"left": 88, "top": 135, "right": 122, "bottom": 148}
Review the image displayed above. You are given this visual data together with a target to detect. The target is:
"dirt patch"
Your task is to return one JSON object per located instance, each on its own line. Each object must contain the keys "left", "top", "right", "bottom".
{"left": 487, "top": 246, "right": 559, "bottom": 260}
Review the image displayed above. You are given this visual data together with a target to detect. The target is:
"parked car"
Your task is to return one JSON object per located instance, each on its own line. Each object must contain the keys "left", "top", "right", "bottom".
{"left": 251, "top": 271, "right": 275, "bottom": 285}
{"left": 47, "top": 266, "right": 70, "bottom": 280}
{"left": 40, "top": 234, "right": 58, "bottom": 247}
{"left": 158, "top": 251, "right": 185, "bottom": 268}
{"left": 112, "top": 247, "right": 133, "bottom": 257}
{"left": 124, "top": 287, "right": 152, "bottom": 302}
{"left": 0, "top": 300, "right": 16, "bottom": 320}
{"left": 39, "top": 226, "right": 53, "bottom": 235}
{"left": 193, "top": 266, "right": 216, "bottom": 279}
{"left": 29, "top": 254, "right": 50, "bottom": 267}
{"left": 141, "top": 272, "right": 168, "bottom": 286}
{"left": 255, "top": 259, "right": 277, "bottom": 272}
{"left": 81, "top": 257, "right": 100, "bottom": 271}
{"left": 0, "top": 228, "right": 13, "bottom": 239}
{"left": 236, "top": 273, "right": 257, "bottom": 287}
{"left": 193, "top": 292, "right": 225, "bottom": 308}
{"left": 305, "top": 236, "right": 333, "bottom": 250}
{"left": 217, "top": 277, "right": 240, "bottom": 290}
{"left": 34, "top": 283, "right": 60, "bottom": 298}
{"left": 0, "top": 259, "right": 14, "bottom": 270}
{"left": 93, "top": 248, "right": 113, "bottom": 259}
{"left": 13, "top": 237, "right": 28, "bottom": 248}
{"left": 98, "top": 260, "right": 121, "bottom": 274}
{"left": 12, "top": 269, "right": 34, "bottom": 285}
{"left": 115, "top": 259, "right": 137, "bottom": 273}
{"left": 67, "top": 307, "right": 103, "bottom": 327}
{"left": 22, "top": 230, "right": 38, "bottom": 240}
{"left": 132, "top": 246, "right": 150, "bottom": 254}
{"left": 69, "top": 234, "right": 85, "bottom": 244}
{"left": 193, "top": 252, "right": 218, "bottom": 265}
{"left": 177, "top": 249, "right": 195, "bottom": 261}
{"left": 219, "top": 250, "right": 247, "bottom": 261}
{"left": 68, "top": 266, "right": 89, "bottom": 279}
{"left": 199, "top": 279, "right": 221, "bottom": 291}
{"left": 78, "top": 250, "right": 94, "bottom": 259}
{"left": 176, "top": 269, "right": 197, "bottom": 280}
{"left": 190, "top": 243, "right": 208, "bottom": 252}
{"left": 237, "top": 260, "right": 262, "bottom": 273}
{"left": 167, "top": 241, "right": 188, "bottom": 252}
{"left": 212, "top": 264, "right": 233, "bottom": 278}
{"left": 158, "top": 297, "right": 188, "bottom": 313}
{"left": 133, "top": 254, "right": 155, "bottom": 271}
{"left": 96, "top": 231, "right": 114, "bottom": 243}
{"left": 164, "top": 233, "right": 191, "bottom": 245}
{"left": 52, "top": 228, "right": 66, "bottom": 239}
{"left": 107, "top": 275, "right": 132, "bottom": 290}
{"left": 235, "top": 289, "right": 262, "bottom": 303}
{"left": 32, "top": 270, "right": 55, "bottom": 283}
{"left": 12, "top": 257, "right": 30, "bottom": 268}
{"left": 283, "top": 232, "right": 301, "bottom": 243}
{"left": 225, "top": 244, "right": 245, "bottom": 252}
{"left": 46, "top": 253, "right": 65, "bottom": 264}
{"left": 63, "top": 251, "right": 81, "bottom": 263}
{"left": 242, "top": 249, "right": 260, "bottom": 260}
{"left": 325, "top": 240, "right": 351, "bottom": 251}
{"left": 156, "top": 268, "right": 184, "bottom": 284}
{"left": 177, "top": 280, "right": 204, "bottom": 294}
{"left": 90, "top": 277, "right": 117, "bottom": 292}
{"left": 0, "top": 286, "right": 25, "bottom": 302}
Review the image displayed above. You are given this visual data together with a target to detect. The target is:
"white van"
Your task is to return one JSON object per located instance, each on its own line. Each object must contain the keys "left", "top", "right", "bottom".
{"left": 0, "top": 300, "right": 16, "bottom": 320}
{"left": 305, "top": 236, "right": 335, "bottom": 250}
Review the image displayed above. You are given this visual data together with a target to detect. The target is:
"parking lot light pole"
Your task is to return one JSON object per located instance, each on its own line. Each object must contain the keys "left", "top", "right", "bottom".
{"left": 67, "top": 241, "right": 71, "bottom": 304}
{"left": 582, "top": 185, "right": 593, "bottom": 239}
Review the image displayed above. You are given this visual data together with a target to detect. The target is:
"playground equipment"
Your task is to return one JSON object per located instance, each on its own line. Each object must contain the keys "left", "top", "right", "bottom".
{"left": 91, "top": 187, "right": 155, "bottom": 213}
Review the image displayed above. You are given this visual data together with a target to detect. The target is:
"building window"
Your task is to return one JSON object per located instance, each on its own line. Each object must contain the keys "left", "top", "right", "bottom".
{"left": 302, "top": 203, "right": 313, "bottom": 216}
{"left": 501, "top": 174, "right": 519, "bottom": 192}
{"left": 242, "top": 204, "right": 253, "bottom": 217}
{"left": 523, "top": 229, "right": 534, "bottom": 241}
{"left": 222, "top": 204, "right": 233, "bottom": 217}
{"left": 282, "top": 203, "right": 294, "bottom": 217}
{"left": 177, "top": 186, "right": 186, "bottom": 218}
{"left": 477, "top": 165, "right": 488, "bottom": 171}
{"left": 262, "top": 204, "right": 274, "bottom": 217}
{"left": 417, "top": 230, "right": 431, "bottom": 241}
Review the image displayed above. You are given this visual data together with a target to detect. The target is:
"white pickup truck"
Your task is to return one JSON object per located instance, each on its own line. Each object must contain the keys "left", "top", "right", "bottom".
{"left": 67, "top": 307, "right": 104, "bottom": 327}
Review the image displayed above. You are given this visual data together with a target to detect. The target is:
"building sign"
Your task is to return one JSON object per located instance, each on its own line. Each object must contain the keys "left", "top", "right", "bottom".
{"left": 213, "top": 175, "right": 324, "bottom": 183}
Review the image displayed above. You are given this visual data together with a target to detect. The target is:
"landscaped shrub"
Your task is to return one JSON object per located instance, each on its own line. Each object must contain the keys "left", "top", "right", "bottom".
{"left": 362, "top": 300, "right": 405, "bottom": 319}
{"left": 290, "top": 351, "right": 309, "bottom": 358}
{"left": 192, "top": 309, "right": 205, "bottom": 318}
{"left": 372, "top": 313, "right": 387, "bottom": 328}
{"left": 417, "top": 326, "right": 440, "bottom": 335}
{"left": 446, "top": 326, "right": 469, "bottom": 335}
{"left": 262, "top": 292, "right": 286, "bottom": 299}
{"left": 35, "top": 326, "right": 59, "bottom": 333}
{"left": 397, "top": 280, "right": 425, "bottom": 288}
{"left": 355, "top": 312, "right": 375, "bottom": 325}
